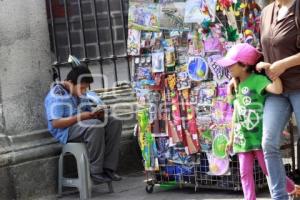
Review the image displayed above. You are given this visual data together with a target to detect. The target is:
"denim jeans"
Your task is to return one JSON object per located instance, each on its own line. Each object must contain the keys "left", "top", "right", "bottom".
{"left": 262, "top": 91, "right": 300, "bottom": 200}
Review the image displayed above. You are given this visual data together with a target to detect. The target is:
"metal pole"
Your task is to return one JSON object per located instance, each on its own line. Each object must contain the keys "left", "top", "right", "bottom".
{"left": 48, "top": 0, "right": 59, "bottom": 63}
{"left": 49, "top": 0, "right": 62, "bottom": 80}
{"left": 78, "top": 0, "right": 87, "bottom": 60}
{"left": 63, "top": 0, "right": 72, "bottom": 56}
{"left": 105, "top": 0, "right": 119, "bottom": 84}
{"left": 119, "top": 0, "right": 131, "bottom": 81}
{"left": 92, "top": 0, "right": 105, "bottom": 88}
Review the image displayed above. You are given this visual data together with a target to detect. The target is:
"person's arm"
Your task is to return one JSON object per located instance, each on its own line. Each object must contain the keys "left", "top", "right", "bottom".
{"left": 52, "top": 112, "right": 95, "bottom": 129}
{"left": 274, "top": 52, "right": 300, "bottom": 71}
{"left": 265, "top": 78, "right": 283, "bottom": 94}
{"left": 256, "top": 61, "right": 271, "bottom": 72}
{"left": 226, "top": 112, "right": 235, "bottom": 154}
{"left": 228, "top": 120, "right": 235, "bottom": 145}
{"left": 227, "top": 78, "right": 239, "bottom": 98}
{"left": 268, "top": 53, "right": 300, "bottom": 80}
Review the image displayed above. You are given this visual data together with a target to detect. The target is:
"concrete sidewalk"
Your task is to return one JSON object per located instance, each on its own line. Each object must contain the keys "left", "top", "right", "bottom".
{"left": 45, "top": 172, "right": 272, "bottom": 200}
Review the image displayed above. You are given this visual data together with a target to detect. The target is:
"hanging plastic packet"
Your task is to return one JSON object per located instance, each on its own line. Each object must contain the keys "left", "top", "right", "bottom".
{"left": 206, "top": 152, "right": 230, "bottom": 176}
{"left": 152, "top": 51, "right": 165, "bottom": 73}
{"left": 198, "top": 81, "right": 216, "bottom": 105}
{"left": 240, "top": 0, "right": 261, "bottom": 44}
{"left": 207, "top": 54, "right": 231, "bottom": 84}
{"left": 167, "top": 74, "right": 176, "bottom": 91}
{"left": 176, "top": 64, "right": 191, "bottom": 90}
{"left": 211, "top": 84, "right": 233, "bottom": 124}
{"left": 137, "top": 109, "right": 159, "bottom": 171}
{"left": 206, "top": 0, "right": 218, "bottom": 22}
{"left": 190, "top": 86, "right": 199, "bottom": 105}
{"left": 196, "top": 106, "right": 213, "bottom": 128}
{"left": 127, "top": 29, "right": 141, "bottom": 56}
{"left": 196, "top": 81, "right": 216, "bottom": 128}
{"left": 199, "top": 128, "right": 213, "bottom": 152}
{"left": 187, "top": 56, "right": 209, "bottom": 81}
{"left": 162, "top": 39, "right": 176, "bottom": 71}
{"left": 203, "top": 24, "right": 225, "bottom": 53}
{"left": 156, "top": 137, "right": 169, "bottom": 165}
{"left": 166, "top": 147, "right": 192, "bottom": 165}
{"left": 141, "top": 31, "right": 154, "bottom": 52}
{"left": 152, "top": 32, "right": 163, "bottom": 51}
{"left": 128, "top": 1, "right": 160, "bottom": 32}
{"left": 184, "top": 0, "right": 211, "bottom": 24}
{"left": 135, "top": 88, "right": 150, "bottom": 106}
{"left": 148, "top": 91, "right": 161, "bottom": 123}
{"left": 188, "top": 30, "right": 204, "bottom": 56}
{"left": 165, "top": 50, "right": 176, "bottom": 67}
{"left": 212, "top": 128, "right": 229, "bottom": 158}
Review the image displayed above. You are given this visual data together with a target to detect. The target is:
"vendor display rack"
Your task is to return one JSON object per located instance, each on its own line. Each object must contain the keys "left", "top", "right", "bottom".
{"left": 128, "top": 0, "right": 298, "bottom": 194}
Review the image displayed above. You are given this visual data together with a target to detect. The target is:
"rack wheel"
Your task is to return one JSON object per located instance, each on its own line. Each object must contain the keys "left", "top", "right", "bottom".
{"left": 145, "top": 184, "right": 154, "bottom": 194}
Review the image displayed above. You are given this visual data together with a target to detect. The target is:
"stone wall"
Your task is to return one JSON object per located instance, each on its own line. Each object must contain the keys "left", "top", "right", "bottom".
{"left": 0, "top": 1, "right": 140, "bottom": 199}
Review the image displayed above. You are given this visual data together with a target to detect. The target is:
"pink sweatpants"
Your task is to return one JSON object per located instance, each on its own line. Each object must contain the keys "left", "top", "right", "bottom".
{"left": 238, "top": 150, "right": 294, "bottom": 200}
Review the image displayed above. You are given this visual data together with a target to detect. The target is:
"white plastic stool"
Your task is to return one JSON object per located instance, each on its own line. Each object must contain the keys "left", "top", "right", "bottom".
{"left": 58, "top": 143, "right": 113, "bottom": 199}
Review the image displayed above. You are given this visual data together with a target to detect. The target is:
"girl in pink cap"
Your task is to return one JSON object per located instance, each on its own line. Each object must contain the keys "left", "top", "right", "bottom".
{"left": 217, "top": 43, "right": 299, "bottom": 200}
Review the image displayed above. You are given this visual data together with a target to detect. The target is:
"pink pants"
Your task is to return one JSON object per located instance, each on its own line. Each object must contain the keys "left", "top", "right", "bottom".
{"left": 238, "top": 150, "right": 294, "bottom": 200}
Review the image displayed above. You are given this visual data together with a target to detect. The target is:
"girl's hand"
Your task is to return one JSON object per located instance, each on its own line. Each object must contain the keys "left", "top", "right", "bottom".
{"left": 269, "top": 60, "right": 287, "bottom": 79}
{"left": 256, "top": 62, "right": 271, "bottom": 72}
{"left": 227, "top": 78, "right": 239, "bottom": 96}
{"left": 225, "top": 141, "right": 233, "bottom": 154}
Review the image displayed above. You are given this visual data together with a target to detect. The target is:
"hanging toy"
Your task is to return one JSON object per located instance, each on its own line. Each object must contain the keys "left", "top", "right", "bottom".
{"left": 226, "top": 26, "right": 239, "bottom": 42}
{"left": 68, "top": 55, "right": 81, "bottom": 66}
{"left": 167, "top": 74, "right": 176, "bottom": 91}
{"left": 244, "top": 29, "right": 254, "bottom": 44}
{"left": 137, "top": 109, "right": 159, "bottom": 171}
{"left": 217, "top": 0, "right": 233, "bottom": 11}
{"left": 187, "top": 57, "right": 209, "bottom": 81}
{"left": 212, "top": 133, "right": 229, "bottom": 158}
{"left": 233, "top": 0, "right": 243, "bottom": 16}
{"left": 206, "top": 152, "right": 230, "bottom": 176}
{"left": 240, "top": 0, "right": 261, "bottom": 41}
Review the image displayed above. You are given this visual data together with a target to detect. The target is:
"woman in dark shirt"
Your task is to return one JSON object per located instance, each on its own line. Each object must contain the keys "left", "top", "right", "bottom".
{"left": 257, "top": 0, "right": 300, "bottom": 199}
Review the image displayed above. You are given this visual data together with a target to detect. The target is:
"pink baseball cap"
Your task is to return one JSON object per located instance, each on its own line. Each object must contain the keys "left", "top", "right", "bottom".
{"left": 216, "top": 43, "right": 262, "bottom": 68}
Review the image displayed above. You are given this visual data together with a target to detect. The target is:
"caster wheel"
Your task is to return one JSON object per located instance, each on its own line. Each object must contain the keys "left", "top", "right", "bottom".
{"left": 145, "top": 185, "right": 154, "bottom": 194}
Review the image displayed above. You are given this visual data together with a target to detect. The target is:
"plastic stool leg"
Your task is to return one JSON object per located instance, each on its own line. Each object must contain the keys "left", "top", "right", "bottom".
{"left": 78, "top": 154, "right": 90, "bottom": 200}
{"left": 58, "top": 154, "right": 64, "bottom": 196}
{"left": 107, "top": 182, "right": 114, "bottom": 193}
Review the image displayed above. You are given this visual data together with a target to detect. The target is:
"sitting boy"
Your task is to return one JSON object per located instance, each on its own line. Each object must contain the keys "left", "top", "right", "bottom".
{"left": 44, "top": 66, "right": 122, "bottom": 183}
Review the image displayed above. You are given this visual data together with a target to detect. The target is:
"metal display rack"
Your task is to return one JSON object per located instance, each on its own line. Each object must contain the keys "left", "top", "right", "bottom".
{"left": 144, "top": 153, "right": 268, "bottom": 193}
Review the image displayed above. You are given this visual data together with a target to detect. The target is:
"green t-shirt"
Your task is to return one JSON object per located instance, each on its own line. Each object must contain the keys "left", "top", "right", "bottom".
{"left": 232, "top": 73, "right": 271, "bottom": 153}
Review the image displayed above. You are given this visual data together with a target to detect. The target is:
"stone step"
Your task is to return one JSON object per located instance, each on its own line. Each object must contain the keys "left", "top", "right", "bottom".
{"left": 98, "top": 88, "right": 135, "bottom": 98}
{"left": 93, "top": 85, "right": 131, "bottom": 93}
{"left": 102, "top": 96, "right": 137, "bottom": 105}
{"left": 92, "top": 86, "right": 138, "bottom": 141}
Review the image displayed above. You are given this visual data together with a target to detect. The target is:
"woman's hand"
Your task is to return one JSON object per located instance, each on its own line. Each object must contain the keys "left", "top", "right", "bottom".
{"left": 256, "top": 61, "right": 283, "bottom": 81}
{"left": 269, "top": 60, "right": 287, "bottom": 79}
